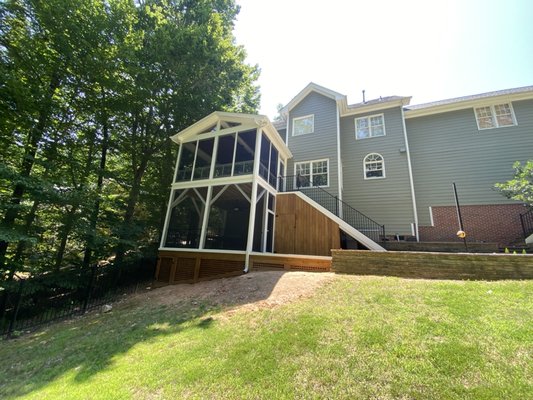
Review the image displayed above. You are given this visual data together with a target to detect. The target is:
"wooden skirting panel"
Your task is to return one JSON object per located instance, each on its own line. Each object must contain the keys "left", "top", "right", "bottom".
{"left": 156, "top": 251, "right": 245, "bottom": 284}
{"left": 332, "top": 250, "right": 533, "bottom": 280}
{"left": 250, "top": 254, "right": 331, "bottom": 272}
{"left": 274, "top": 194, "right": 341, "bottom": 256}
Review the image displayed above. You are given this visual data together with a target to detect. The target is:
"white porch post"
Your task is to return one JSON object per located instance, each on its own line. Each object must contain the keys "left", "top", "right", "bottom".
{"left": 198, "top": 185, "right": 213, "bottom": 249}
{"left": 159, "top": 145, "right": 182, "bottom": 248}
{"left": 244, "top": 127, "right": 262, "bottom": 271}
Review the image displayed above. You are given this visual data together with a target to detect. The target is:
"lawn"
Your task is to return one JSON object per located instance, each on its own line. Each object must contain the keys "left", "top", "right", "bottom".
{"left": 0, "top": 274, "right": 532, "bottom": 399}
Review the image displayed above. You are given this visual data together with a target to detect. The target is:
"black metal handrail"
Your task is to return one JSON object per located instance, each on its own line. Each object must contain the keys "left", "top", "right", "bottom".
{"left": 520, "top": 208, "right": 533, "bottom": 239}
{"left": 278, "top": 175, "right": 385, "bottom": 244}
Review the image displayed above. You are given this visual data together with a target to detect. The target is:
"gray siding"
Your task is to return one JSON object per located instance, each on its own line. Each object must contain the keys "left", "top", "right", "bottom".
{"left": 340, "top": 107, "right": 415, "bottom": 236}
{"left": 287, "top": 92, "right": 339, "bottom": 197}
{"left": 407, "top": 98, "right": 533, "bottom": 226}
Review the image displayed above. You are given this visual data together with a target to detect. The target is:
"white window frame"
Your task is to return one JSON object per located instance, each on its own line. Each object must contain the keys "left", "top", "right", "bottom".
{"left": 474, "top": 102, "right": 517, "bottom": 130}
{"left": 294, "top": 159, "right": 329, "bottom": 187}
{"left": 292, "top": 114, "right": 314, "bottom": 136}
{"left": 355, "top": 113, "right": 386, "bottom": 140}
{"left": 363, "top": 153, "right": 385, "bottom": 180}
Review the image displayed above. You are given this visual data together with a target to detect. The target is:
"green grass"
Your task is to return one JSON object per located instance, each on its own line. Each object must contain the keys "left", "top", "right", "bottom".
{"left": 1, "top": 275, "right": 532, "bottom": 399}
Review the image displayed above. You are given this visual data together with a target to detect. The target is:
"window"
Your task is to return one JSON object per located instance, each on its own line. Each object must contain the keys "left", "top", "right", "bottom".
{"left": 292, "top": 114, "right": 314, "bottom": 136}
{"left": 355, "top": 114, "right": 386, "bottom": 139}
{"left": 474, "top": 103, "right": 516, "bottom": 129}
{"left": 364, "top": 153, "right": 385, "bottom": 179}
{"left": 295, "top": 159, "right": 329, "bottom": 187}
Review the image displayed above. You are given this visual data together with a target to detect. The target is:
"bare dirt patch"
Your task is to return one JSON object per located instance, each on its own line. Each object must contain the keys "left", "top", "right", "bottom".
{"left": 133, "top": 271, "right": 336, "bottom": 313}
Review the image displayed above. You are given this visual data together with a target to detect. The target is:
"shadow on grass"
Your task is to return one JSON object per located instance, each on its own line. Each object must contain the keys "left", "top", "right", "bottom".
{"left": 0, "top": 270, "right": 289, "bottom": 399}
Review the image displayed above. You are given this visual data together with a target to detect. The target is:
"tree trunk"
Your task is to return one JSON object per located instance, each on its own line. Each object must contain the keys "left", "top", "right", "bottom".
{"left": 114, "top": 157, "right": 149, "bottom": 266}
{"left": 0, "top": 73, "right": 60, "bottom": 268}
{"left": 82, "top": 115, "right": 109, "bottom": 269}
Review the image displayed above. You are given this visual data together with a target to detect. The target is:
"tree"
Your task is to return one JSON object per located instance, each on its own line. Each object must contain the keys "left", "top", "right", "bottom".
{"left": 495, "top": 161, "right": 533, "bottom": 207}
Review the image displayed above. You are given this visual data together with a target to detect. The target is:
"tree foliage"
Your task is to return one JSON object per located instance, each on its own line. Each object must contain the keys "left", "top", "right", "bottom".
{"left": 495, "top": 161, "right": 533, "bottom": 207}
{"left": 0, "top": 0, "right": 259, "bottom": 279}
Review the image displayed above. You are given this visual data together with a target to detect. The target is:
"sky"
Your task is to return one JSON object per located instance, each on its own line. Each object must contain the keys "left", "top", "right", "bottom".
{"left": 233, "top": 0, "right": 533, "bottom": 119}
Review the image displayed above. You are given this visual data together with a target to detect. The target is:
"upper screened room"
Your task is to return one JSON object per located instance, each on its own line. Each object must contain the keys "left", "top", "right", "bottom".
{"left": 171, "top": 111, "right": 292, "bottom": 191}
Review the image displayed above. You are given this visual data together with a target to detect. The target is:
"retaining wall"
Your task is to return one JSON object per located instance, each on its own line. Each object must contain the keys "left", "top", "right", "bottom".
{"left": 332, "top": 250, "right": 533, "bottom": 280}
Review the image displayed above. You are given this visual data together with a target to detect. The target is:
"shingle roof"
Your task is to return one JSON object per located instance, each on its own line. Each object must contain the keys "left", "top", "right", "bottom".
{"left": 347, "top": 96, "right": 410, "bottom": 110}
{"left": 406, "top": 85, "right": 533, "bottom": 110}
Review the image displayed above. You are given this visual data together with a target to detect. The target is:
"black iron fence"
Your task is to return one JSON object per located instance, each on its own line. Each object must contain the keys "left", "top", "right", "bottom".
{"left": 0, "top": 258, "right": 156, "bottom": 339}
{"left": 520, "top": 208, "right": 533, "bottom": 239}
{"left": 278, "top": 175, "right": 385, "bottom": 244}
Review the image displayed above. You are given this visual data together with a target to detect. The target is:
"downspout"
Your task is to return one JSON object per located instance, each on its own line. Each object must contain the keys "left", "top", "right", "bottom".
{"left": 400, "top": 107, "right": 420, "bottom": 241}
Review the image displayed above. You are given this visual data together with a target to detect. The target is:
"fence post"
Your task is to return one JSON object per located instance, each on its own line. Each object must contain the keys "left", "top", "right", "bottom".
{"left": 7, "top": 279, "right": 25, "bottom": 339}
{"left": 82, "top": 264, "right": 97, "bottom": 314}
{"left": 335, "top": 196, "right": 339, "bottom": 217}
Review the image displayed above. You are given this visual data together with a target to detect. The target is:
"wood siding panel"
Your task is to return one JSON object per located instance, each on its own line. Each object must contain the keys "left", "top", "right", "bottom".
{"left": 274, "top": 194, "right": 340, "bottom": 256}
{"left": 406, "top": 99, "right": 533, "bottom": 226}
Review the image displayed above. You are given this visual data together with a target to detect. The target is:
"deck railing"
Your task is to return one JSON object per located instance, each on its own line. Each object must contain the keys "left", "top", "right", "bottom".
{"left": 520, "top": 208, "right": 533, "bottom": 239}
{"left": 278, "top": 175, "right": 385, "bottom": 244}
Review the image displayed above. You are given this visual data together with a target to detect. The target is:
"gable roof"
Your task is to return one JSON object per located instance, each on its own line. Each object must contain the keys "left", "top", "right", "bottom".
{"left": 170, "top": 111, "right": 292, "bottom": 160}
{"left": 281, "top": 82, "right": 346, "bottom": 115}
{"left": 404, "top": 85, "right": 533, "bottom": 118}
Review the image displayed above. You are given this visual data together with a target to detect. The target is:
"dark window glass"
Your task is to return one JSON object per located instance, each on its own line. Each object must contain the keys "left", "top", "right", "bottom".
{"left": 234, "top": 130, "right": 256, "bottom": 175}
{"left": 259, "top": 134, "right": 270, "bottom": 180}
{"left": 214, "top": 134, "right": 235, "bottom": 177}
{"left": 176, "top": 142, "right": 196, "bottom": 181}
{"left": 164, "top": 187, "right": 207, "bottom": 248}
{"left": 269, "top": 147, "right": 278, "bottom": 187}
{"left": 205, "top": 184, "right": 250, "bottom": 250}
{"left": 193, "top": 138, "right": 214, "bottom": 180}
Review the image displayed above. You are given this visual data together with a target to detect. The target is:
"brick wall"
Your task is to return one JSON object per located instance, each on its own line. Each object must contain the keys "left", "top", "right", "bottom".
{"left": 419, "top": 204, "right": 527, "bottom": 246}
{"left": 332, "top": 250, "right": 533, "bottom": 280}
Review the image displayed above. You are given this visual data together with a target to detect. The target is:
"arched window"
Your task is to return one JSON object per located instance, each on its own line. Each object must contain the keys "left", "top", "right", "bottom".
{"left": 364, "top": 153, "right": 385, "bottom": 179}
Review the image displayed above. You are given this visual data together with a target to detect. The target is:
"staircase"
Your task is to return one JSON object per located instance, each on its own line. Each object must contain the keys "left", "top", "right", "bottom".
{"left": 278, "top": 175, "right": 385, "bottom": 246}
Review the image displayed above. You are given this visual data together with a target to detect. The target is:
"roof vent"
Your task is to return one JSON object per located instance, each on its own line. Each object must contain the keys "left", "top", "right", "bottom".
{"left": 362, "top": 90, "right": 366, "bottom": 104}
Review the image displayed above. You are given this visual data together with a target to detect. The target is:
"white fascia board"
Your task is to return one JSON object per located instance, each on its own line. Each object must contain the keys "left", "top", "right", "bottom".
{"left": 278, "top": 192, "right": 386, "bottom": 251}
{"left": 170, "top": 111, "right": 273, "bottom": 144}
{"left": 171, "top": 174, "right": 253, "bottom": 190}
{"left": 281, "top": 82, "right": 346, "bottom": 114}
{"left": 340, "top": 98, "right": 412, "bottom": 117}
{"left": 404, "top": 91, "right": 533, "bottom": 119}
{"left": 158, "top": 247, "right": 246, "bottom": 254}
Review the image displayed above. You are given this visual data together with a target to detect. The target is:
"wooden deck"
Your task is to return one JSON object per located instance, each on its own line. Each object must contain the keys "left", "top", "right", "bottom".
{"left": 156, "top": 250, "right": 332, "bottom": 284}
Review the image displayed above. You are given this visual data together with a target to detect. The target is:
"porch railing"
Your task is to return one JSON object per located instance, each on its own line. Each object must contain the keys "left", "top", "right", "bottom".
{"left": 278, "top": 175, "right": 385, "bottom": 244}
{"left": 520, "top": 208, "right": 533, "bottom": 239}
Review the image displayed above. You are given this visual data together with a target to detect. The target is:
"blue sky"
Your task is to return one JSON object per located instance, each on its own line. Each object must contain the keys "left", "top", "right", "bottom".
{"left": 234, "top": 0, "right": 533, "bottom": 118}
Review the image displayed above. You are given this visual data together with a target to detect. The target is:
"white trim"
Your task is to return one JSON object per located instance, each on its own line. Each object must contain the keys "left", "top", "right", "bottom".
{"left": 210, "top": 184, "right": 229, "bottom": 204}
{"left": 160, "top": 150, "right": 182, "bottom": 248}
{"left": 294, "top": 158, "right": 330, "bottom": 188}
{"left": 285, "top": 117, "right": 289, "bottom": 147}
{"left": 363, "top": 153, "right": 386, "bottom": 180}
{"left": 336, "top": 103, "right": 343, "bottom": 202}
{"left": 404, "top": 90, "right": 533, "bottom": 119}
{"left": 292, "top": 114, "right": 314, "bottom": 136}
{"left": 355, "top": 113, "right": 386, "bottom": 140}
{"left": 198, "top": 186, "right": 212, "bottom": 249}
{"left": 429, "top": 206, "right": 434, "bottom": 226}
{"left": 158, "top": 247, "right": 246, "bottom": 255}
{"left": 277, "top": 192, "right": 386, "bottom": 251}
{"left": 171, "top": 174, "right": 253, "bottom": 190}
{"left": 209, "top": 136, "right": 219, "bottom": 180}
{"left": 473, "top": 102, "right": 517, "bottom": 130}
{"left": 401, "top": 107, "right": 419, "bottom": 241}
{"left": 340, "top": 98, "right": 411, "bottom": 117}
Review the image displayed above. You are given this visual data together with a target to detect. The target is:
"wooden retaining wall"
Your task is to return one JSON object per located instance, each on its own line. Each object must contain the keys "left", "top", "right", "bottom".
{"left": 332, "top": 250, "right": 533, "bottom": 280}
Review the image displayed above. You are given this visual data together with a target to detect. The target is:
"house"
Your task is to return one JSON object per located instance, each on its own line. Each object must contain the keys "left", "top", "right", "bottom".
{"left": 156, "top": 84, "right": 533, "bottom": 283}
